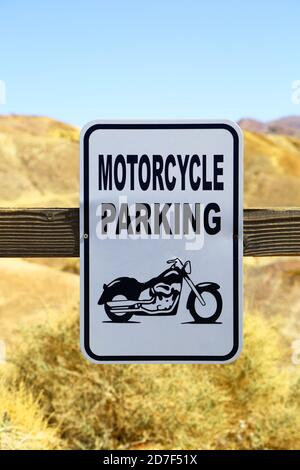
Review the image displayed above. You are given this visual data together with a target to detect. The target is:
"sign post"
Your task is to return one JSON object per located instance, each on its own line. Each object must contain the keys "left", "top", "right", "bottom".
{"left": 80, "top": 121, "right": 243, "bottom": 363}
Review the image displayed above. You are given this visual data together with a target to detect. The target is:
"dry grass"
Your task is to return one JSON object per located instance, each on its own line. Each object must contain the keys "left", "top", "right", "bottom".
{"left": 0, "top": 374, "right": 60, "bottom": 450}
{"left": 10, "top": 309, "right": 300, "bottom": 450}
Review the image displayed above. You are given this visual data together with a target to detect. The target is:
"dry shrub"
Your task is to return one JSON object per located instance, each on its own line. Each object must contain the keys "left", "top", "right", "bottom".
{"left": 11, "top": 310, "right": 300, "bottom": 450}
{"left": 61, "top": 259, "right": 80, "bottom": 275}
{"left": 0, "top": 375, "right": 60, "bottom": 450}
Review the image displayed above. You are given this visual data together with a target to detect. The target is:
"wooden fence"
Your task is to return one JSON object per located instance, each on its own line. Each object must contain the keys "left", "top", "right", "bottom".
{"left": 0, "top": 208, "right": 299, "bottom": 257}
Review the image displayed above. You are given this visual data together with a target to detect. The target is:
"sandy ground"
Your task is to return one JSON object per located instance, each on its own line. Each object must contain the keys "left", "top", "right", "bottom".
{"left": 0, "top": 258, "right": 79, "bottom": 344}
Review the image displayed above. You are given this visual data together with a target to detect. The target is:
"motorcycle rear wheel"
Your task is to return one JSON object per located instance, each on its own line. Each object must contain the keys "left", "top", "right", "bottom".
{"left": 187, "top": 287, "right": 222, "bottom": 323}
{"left": 104, "top": 295, "right": 134, "bottom": 323}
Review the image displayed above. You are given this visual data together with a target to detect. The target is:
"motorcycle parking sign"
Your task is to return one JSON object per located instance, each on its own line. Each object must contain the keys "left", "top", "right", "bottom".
{"left": 80, "top": 121, "right": 243, "bottom": 363}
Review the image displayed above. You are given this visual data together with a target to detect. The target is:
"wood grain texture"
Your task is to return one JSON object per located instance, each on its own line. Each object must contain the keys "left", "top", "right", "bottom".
{"left": 0, "top": 208, "right": 299, "bottom": 257}
{"left": 0, "top": 208, "right": 79, "bottom": 257}
{"left": 243, "top": 208, "right": 300, "bottom": 256}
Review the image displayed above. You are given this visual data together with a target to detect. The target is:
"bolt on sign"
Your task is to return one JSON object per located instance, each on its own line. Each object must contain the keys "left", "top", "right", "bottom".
{"left": 80, "top": 121, "right": 243, "bottom": 363}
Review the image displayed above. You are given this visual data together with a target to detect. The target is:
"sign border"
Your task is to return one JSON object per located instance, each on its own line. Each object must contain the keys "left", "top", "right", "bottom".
{"left": 82, "top": 123, "right": 241, "bottom": 362}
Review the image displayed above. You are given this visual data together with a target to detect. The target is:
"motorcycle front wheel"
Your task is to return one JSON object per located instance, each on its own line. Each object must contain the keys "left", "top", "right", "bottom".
{"left": 187, "top": 286, "right": 222, "bottom": 323}
{"left": 104, "top": 295, "right": 134, "bottom": 323}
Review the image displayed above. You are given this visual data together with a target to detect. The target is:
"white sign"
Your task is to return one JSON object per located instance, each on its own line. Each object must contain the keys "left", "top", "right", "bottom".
{"left": 80, "top": 121, "right": 243, "bottom": 363}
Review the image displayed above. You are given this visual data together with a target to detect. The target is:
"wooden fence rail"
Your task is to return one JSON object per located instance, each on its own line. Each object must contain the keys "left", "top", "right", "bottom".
{"left": 0, "top": 208, "right": 299, "bottom": 257}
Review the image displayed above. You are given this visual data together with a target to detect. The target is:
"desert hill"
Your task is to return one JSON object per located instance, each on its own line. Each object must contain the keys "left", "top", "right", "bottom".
{"left": 0, "top": 115, "right": 300, "bottom": 208}
{"left": 244, "top": 130, "right": 300, "bottom": 207}
{"left": 239, "top": 115, "right": 300, "bottom": 137}
{"left": 0, "top": 115, "right": 79, "bottom": 207}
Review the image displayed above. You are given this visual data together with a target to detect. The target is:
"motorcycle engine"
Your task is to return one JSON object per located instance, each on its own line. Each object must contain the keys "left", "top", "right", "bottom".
{"left": 150, "top": 282, "right": 181, "bottom": 311}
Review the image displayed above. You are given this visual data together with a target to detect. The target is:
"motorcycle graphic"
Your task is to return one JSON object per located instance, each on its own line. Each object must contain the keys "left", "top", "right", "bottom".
{"left": 98, "top": 258, "right": 223, "bottom": 323}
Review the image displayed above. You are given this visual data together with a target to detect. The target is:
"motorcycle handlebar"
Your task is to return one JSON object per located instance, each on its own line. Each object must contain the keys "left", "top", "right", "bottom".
{"left": 167, "top": 258, "right": 184, "bottom": 267}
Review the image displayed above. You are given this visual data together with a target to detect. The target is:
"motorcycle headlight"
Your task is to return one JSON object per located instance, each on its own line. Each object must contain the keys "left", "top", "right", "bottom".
{"left": 184, "top": 261, "right": 191, "bottom": 274}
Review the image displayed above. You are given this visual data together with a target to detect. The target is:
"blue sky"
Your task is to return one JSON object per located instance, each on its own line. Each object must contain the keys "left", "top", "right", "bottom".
{"left": 0, "top": 0, "right": 299, "bottom": 127}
